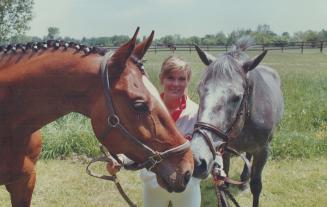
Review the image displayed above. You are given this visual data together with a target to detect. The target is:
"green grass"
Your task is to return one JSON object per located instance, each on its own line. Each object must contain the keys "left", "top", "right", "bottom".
{"left": 200, "top": 156, "right": 327, "bottom": 207}
{"left": 1, "top": 157, "right": 326, "bottom": 207}
{"left": 39, "top": 49, "right": 327, "bottom": 159}
{"left": 41, "top": 114, "right": 99, "bottom": 159}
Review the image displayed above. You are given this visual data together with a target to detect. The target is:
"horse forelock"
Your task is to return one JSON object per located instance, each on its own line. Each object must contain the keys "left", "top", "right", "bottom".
{"left": 199, "top": 36, "right": 255, "bottom": 87}
{"left": 199, "top": 55, "right": 244, "bottom": 88}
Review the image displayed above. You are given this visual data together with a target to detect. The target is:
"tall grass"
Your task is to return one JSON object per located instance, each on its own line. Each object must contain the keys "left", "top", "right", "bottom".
{"left": 41, "top": 114, "right": 99, "bottom": 159}
{"left": 40, "top": 49, "right": 327, "bottom": 159}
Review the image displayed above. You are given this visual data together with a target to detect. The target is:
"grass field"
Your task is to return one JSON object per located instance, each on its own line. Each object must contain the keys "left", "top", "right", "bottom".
{"left": 1, "top": 49, "right": 327, "bottom": 206}
{"left": 0, "top": 157, "right": 326, "bottom": 207}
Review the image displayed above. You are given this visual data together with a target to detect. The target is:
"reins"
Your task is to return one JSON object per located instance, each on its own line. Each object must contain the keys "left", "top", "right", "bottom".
{"left": 86, "top": 145, "right": 137, "bottom": 207}
{"left": 86, "top": 52, "right": 191, "bottom": 207}
{"left": 211, "top": 146, "right": 251, "bottom": 207}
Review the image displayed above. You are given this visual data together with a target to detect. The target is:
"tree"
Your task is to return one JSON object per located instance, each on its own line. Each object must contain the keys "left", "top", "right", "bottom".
{"left": 293, "top": 30, "right": 319, "bottom": 43}
{"left": 304, "top": 30, "right": 319, "bottom": 42}
{"left": 110, "top": 35, "right": 130, "bottom": 46}
{"left": 253, "top": 24, "right": 277, "bottom": 44}
{"left": 318, "top": 29, "right": 327, "bottom": 41}
{"left": 215, "top": 32, "right": 227, "bottom": 45}
{"left": 47, "top": 27, "right": 60, "bottom": 40}
{"left": 281, "top": 32, "right": 290, "bottom": 41}
{"left": 201, "top": 34, "right": 216, "bottom": 45}
{"left": 0, "top": 0, "right": 34, "bottom": 43}
{"left": 184, "top": 36, "right": 201, "bottom": 45}
{"left": 292, "top": 31, "right": 305, "bottom": 42}
{"left": 227, "top": 29, "right": 252, "bottom": 45}
{"left": 159, "top": 35, "right": 174, "bottom": 45}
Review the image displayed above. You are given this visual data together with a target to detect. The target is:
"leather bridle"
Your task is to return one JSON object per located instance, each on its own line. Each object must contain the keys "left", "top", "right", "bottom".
{"left": 98, "top": 52, "right": 191, "bottom": 171}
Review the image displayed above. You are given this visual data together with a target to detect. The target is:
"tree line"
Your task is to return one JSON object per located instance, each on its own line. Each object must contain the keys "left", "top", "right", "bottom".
{"left": 1, "top": 1, "right": 327, "bottom": 47}
{"left": 5, "top": 25, "right": 327, "bottom": 48}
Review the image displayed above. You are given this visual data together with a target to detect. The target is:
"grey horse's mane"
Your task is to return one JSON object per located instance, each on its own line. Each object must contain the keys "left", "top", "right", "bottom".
{"left": 200, "top": 36, "right": 255, "bottom": 85}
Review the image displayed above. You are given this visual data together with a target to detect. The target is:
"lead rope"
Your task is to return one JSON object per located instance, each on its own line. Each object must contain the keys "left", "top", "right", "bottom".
{"left": 211, "top": 147, "right": 251, "bottom": 207}
{"left": 214, "top": 185, "right": 241, "bottom": 207}
{"left": 86, "top": 145, "right": 137, "bottom": 207}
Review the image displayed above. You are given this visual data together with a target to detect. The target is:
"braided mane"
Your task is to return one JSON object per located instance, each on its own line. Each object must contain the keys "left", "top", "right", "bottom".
{"left": 0, "top": 40, "right": 109, "bottom": 56}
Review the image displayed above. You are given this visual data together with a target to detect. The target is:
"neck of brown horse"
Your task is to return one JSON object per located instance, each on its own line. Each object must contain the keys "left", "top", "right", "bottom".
{"left": 0, "top": 49, "right": 104, "bottom": 138}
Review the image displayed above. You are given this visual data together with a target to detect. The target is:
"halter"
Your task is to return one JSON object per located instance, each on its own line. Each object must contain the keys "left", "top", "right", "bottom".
{"left": 98, "top": 52, "right": 190, "bottom": 171}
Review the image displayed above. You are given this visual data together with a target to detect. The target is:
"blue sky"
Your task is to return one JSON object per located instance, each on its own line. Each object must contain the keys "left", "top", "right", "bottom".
{"left": 27, "top": 0, "right": 327, "bottom": 38}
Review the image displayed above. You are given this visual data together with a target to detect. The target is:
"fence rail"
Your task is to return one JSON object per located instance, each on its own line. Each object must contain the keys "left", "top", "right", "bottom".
{"left": 105, "top": 41, "right": 327, "bottom": 54}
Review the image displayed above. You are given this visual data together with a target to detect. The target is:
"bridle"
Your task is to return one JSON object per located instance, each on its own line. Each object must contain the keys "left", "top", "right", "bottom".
{"left": 98, "top": 51, "right": 190, "bottom": 171}
{"left": 193, "top": 76, "right": 250, "bottom": 159}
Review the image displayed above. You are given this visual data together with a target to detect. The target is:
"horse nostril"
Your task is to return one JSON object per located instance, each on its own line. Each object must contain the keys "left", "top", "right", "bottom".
{"left": 193, "top": 158, "right": 209, "bottom": 178}
{"left": 183, "top": 170, "right": 191, "bottom": 185}
{"left": 198, "top": 158, "right": 208, "bottom": 171}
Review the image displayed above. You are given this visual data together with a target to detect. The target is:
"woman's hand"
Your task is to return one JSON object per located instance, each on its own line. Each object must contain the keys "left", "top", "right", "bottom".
{"left": 106, "top": 157, "right": 122, "bottom": 175}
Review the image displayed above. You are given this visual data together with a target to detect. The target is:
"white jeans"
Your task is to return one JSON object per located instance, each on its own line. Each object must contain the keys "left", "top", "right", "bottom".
{"left": 143, "top": 178, "right": 201, "bottom": 207}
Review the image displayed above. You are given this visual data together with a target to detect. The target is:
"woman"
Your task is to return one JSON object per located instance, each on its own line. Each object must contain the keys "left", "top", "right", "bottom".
{"left": 141, "top": 56, "right": 200, "bottom": 207}
{"left": 107, "top": 56, "right": 201, "bottom": 207}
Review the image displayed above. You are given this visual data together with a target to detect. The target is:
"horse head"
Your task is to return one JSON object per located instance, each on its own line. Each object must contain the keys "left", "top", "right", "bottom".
{"left": 90, "top": 28, "right": 193, "bottom": 192}
{"left": 191, "top": 42, "right": 267, "bottom": 179}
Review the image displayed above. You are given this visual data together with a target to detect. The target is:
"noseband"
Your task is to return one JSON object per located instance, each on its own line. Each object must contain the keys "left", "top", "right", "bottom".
{"left": 99, "top": 52, "right": 190, "bottom": 171}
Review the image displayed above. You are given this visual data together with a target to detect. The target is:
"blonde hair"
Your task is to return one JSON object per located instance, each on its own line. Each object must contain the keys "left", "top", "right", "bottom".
{"left": 159, "top": 56, "right": 192, "bottom": 81}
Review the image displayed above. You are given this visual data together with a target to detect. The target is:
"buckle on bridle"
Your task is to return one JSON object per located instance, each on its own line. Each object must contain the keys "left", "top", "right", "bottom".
{"left": 148, "top": 153, "right": 163, "bottom": 170}
{"left": 212, "top": 162, "right": 226, "bottom": 186}
{"left": 108, "top": 115, "right": 120, "bottom": 128}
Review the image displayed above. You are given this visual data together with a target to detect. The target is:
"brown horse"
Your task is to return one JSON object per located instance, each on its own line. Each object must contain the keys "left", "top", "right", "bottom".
{"left": 0, "top": 28, "right": 194, "bottom": 207}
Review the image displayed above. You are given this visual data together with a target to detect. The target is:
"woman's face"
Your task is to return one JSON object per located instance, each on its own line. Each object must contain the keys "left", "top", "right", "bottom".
{"left": 160, "top": 69, "right": 189, "bottom": 100}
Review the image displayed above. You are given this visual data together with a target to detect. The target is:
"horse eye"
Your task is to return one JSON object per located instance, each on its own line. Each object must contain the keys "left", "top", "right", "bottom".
{"left": 133, "top": 100, "right": 149, "bottom": 113}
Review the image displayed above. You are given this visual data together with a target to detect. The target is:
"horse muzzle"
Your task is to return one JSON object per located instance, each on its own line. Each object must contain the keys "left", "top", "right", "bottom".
{"left": 156, "top": 169, "right": 192, "bottom": 192}
{"left": 154, "top": 151, "right": 193, "bottom": 192}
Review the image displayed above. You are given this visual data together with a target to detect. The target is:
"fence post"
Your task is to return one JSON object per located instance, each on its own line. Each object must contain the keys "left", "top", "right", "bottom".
{"left": 262, "top": 44, "right": 265, "bottom": 51}
{"left": 189, "top": 44, "right": 192, "bottom": 53}
{"left": 155, "top": 43, "right": 157, "bottom": 54}
{"left": 301, "top": 42, "right": 304, "bottom": 54}
{"left": 225, "top": 45, "right": 228, "bottom": 52}
{"left": 281, "top": 44, "right": 284, "bottom": 53}
{"left": 320, "top": 41, "right": 323, "bottom": 53}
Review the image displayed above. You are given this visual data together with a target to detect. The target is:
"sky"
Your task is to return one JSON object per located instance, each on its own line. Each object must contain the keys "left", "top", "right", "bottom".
{"left": 27, "top": 0, "right": 327, "bottom": 39}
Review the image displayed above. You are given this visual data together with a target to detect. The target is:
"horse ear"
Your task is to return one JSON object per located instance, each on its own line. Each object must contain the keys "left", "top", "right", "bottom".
{"left": 243, "top": 50, "right": 267, "bottom": 72}
{"left": 194, "top": 44, "right": 216, "bottom": 66}
{"left": 133, "top": 30, "right": 154, "bottom": 59}
{"left": 110, "top": 27, "right": 139, "bottom": 70}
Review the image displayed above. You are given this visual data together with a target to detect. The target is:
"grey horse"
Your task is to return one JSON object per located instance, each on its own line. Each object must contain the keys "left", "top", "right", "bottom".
{"left": 191, "top": 37, "right": 284, "bottom": 207}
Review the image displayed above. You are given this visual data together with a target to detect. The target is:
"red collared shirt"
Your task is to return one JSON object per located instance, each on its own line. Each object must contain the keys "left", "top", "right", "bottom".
{"left": 160, "top": 93, "right": 187, "bottom": 122}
